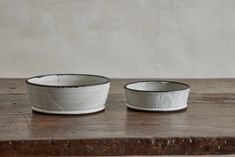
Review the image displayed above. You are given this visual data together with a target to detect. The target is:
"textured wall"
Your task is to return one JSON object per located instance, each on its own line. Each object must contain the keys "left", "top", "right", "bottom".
{"left": 0, "top": 0, "right": 234, "bottom": 78}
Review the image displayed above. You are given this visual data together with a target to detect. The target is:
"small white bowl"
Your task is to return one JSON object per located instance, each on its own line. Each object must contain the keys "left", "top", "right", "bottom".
{"left": 26, "top": 74, "right": 110, "bottom": 115}
{"left": 124, "top": 80, "right": 190, "bottom": 112}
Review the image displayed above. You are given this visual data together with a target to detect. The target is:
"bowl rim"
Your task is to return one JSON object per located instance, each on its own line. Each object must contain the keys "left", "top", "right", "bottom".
{"left": 26, "top": 74, "right": 110, "bottom": 88}
{"left": 124, "top": 80, "right": 190, "bottom": 92}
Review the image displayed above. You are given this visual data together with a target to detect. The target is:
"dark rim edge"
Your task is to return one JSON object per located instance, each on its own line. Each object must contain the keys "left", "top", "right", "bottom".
{"left": 25, "top": 74, "right": 110, "bottom": 88}
{"left": 124, "top": 80, "right": 190, "bottom": 92}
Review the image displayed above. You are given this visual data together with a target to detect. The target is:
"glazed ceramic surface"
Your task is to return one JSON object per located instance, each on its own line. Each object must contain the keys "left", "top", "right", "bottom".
{"left": 124, "top": 81, "right": 190, "bottom": 111}
{"left": 26, "top": 74, "right": 110, "bottom": 114}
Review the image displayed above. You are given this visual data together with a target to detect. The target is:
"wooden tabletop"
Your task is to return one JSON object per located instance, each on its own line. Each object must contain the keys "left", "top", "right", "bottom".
{"left": 1, "top": 78, "right": 235, "bottom": 156}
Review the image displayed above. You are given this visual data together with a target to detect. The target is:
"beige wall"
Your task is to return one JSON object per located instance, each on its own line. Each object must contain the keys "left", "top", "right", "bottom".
{"left": 0, "top": 0, "right": 234, "bottom": 78}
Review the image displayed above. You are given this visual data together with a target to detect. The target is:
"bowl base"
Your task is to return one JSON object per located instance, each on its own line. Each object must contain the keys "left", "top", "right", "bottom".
{"left": 32, "top": 106, "right": 105, "bottom": 115}
{"left": 126, "top": 104, "right": 187, "bottom": 112}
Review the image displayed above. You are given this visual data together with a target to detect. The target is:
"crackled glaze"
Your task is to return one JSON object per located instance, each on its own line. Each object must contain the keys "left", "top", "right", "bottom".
{"left": 26, "top": 74, "right": 110, "bottom": 114}
{"left": 124, "top": 81, "right": 190, "bottom": 111}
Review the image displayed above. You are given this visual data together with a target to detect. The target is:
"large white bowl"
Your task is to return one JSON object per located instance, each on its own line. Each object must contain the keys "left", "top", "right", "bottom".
{"left": 26, "top": 74, "right": 110, "bottom": 115}
{"left": 124, "top": 80, "right": 190, "bottom": 112}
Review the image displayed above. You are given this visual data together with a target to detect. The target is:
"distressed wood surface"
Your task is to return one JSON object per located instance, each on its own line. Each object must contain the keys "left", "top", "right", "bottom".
{"left": 1, "top": 78, "right": 235, "bottom": 156}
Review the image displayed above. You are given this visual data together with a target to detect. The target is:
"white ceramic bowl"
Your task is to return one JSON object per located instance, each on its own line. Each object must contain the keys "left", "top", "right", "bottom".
{"left": 124, "top": 80, "right": 190, "bottom": 112}
{"left": 26, "top": 74, "right": 110, "bottom": 115}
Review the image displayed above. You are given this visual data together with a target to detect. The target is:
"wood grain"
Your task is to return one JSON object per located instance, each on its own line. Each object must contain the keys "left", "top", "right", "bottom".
{"left": 0, "top": 78, "right": 235, "bottom": 156}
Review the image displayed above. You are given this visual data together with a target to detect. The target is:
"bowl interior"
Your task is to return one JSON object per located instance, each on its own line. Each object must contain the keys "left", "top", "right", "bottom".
{"left": 27, "top": 74, "right": 110, "bottom": 87}
{"left": 126, "top": 81, "right": 189, "bottom": 92}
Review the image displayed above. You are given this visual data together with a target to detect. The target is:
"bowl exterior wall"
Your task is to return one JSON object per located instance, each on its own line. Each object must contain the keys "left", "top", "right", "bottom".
{"left": 27, "top": 83, "right": 110, "bottom": 114}
{"left": 125, "top": 88, "right": 190, "bottom": 111}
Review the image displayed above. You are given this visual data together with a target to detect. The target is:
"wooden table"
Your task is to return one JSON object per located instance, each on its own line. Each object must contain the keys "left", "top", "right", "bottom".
{"left": 1, "top": 78, "right": 235, "bottom": 156}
